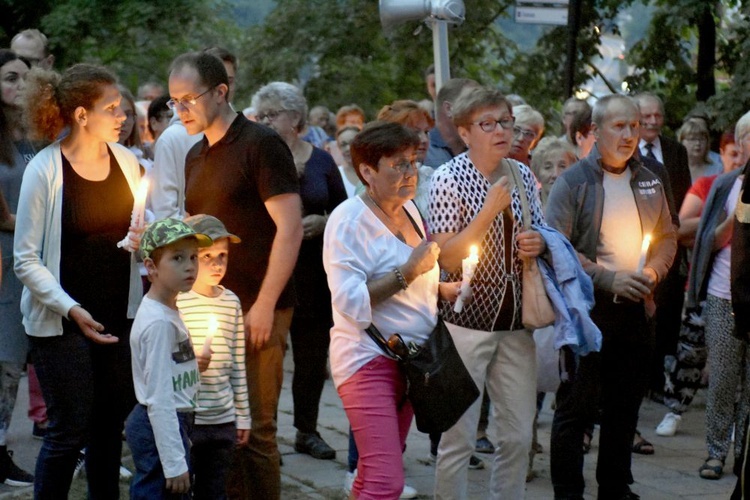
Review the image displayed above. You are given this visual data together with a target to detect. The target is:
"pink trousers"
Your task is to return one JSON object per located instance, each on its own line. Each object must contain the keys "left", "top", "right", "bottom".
{"left": 338, "top": 355, "right": 413, "bottom": 500}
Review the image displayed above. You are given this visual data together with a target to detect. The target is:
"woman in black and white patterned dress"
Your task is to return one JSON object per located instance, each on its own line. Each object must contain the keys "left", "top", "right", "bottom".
{"left": 429, "top": 86, "right": 547, "bottom": 500}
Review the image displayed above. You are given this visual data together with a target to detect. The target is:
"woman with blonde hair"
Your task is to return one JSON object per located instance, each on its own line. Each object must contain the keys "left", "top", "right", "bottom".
{"left": 678, "top": 119, "right": 722, "bottom": 183}
{"left": 14, "top": 63, "right": 143, "bottom": 498}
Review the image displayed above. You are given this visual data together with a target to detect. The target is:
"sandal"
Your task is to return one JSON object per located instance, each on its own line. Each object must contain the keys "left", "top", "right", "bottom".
{"left": 583, "top": 430, "right": 593, "bottom": 454}
{"left": 632, "top": 430, "right": 654, "bottom": 455}
{"left": 699, "top": 458, "right": 724, "bottom": 480}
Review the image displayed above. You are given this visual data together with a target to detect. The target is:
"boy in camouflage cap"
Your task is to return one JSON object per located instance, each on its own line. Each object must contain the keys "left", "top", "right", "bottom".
{"left": 126, "top": 218, "right": 211, "bottom": 497}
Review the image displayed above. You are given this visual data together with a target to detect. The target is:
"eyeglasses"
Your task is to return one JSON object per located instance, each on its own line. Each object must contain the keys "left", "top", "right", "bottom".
{"left": 256, "top": 109, "right": 286, "bottom": 122}
{"left": 386, "top": 333, "right": 419, "bottom": 359}
{"left": 513, "top": 126, "right": 538, "bottom": 141}
{"left": 473, "top": 117, "right": 515, "bottom": 133}
{"left": 683, "top": 137, "right": 707, "bottom": 144}
{"left": 166, "top": 87, "right": 214, "bottom": 110}
{"left": 384, "top": 159, "right": 418, "bottom": 175}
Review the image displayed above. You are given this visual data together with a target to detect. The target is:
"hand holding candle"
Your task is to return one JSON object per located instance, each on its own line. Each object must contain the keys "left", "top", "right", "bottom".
{"left": 454, "top": 245, "right": 479, "bottom": 313}
{"left": 117, "top": 178, "right": 150, "bottom": 251}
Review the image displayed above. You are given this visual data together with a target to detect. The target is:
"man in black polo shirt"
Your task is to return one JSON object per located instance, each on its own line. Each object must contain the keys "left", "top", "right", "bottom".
{"left": 168, "top": 51, "right": 303, "bottom": 499}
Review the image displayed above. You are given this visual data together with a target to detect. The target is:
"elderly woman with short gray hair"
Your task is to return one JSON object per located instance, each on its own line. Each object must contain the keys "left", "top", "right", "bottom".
{"left": 251, "top": 82, "right": 347, "bottom": 460}
{"left": 509, "top": 104, "right": 545, "bottom": 166}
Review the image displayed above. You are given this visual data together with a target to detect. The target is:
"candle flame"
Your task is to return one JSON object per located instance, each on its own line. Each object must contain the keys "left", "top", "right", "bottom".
{"left": 136, "top": 178, "right": 149, "bottom": 204}
{"left": 641, "top": 234, "right": 651, "bottom": 251}
{"left": 207, "top": 315, "right": 218, "bottom": 335}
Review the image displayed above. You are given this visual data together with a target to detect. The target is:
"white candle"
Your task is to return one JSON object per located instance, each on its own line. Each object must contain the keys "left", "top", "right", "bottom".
{"left": 637, "top": 234, "right": 651, "bottom": 273}
{"left": 202, "top": 314, "right": 218, "bottom": 358}
{"left": 116, "top": 177, "right": 150, "bottom": 250}
{"left": 130, "top": 178, "right": 149, "bottom": 229}
{"left": 454, "top": 245, "right": 479, "bottom": 313}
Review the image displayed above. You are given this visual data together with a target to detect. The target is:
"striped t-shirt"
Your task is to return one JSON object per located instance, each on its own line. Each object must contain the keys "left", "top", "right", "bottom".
{"left": 177, "top": 287, "right": 250, "bottom": 429}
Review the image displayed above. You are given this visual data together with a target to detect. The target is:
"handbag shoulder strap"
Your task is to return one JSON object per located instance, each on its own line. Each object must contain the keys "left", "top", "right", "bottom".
{"left": 402, "top": 201, "right": 425, "bottom": 240}
{"left": 365, "top": 324, "right": 399, "bottom": 360}
{"left": 504, "top": 158, "right": 531, "bottom": 229}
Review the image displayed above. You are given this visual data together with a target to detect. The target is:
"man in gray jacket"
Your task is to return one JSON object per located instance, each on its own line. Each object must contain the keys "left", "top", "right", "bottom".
{"left": 546, "top": 94, "right": 677, "bottom": 500}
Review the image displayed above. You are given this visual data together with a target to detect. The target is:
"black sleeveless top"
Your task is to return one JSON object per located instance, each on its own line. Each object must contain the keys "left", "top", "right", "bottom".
{"left": 59, "top": 148, "right": 134, "bottom": 337}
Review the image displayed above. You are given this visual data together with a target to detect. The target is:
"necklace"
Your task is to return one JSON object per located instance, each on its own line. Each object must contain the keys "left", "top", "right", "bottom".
{"left": 365, "top": 192, "right": 406, "bottom": 243}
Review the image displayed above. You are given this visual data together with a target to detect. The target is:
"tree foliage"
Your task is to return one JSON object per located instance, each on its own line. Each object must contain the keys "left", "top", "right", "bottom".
{"left": 4, "top": 0, "right": 750, "bottom": 137}
{"left": 1, "top": 0, "right": 240, "bottom": 94}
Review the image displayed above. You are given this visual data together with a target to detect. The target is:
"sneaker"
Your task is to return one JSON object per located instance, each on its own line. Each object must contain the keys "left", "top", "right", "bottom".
{"left": 469, "top": 454, "right": 485, "bottom": 470}
{"left": 426, "top": 452, "right": 437, "bottom": 465}
{"left": 119, "top": 464, "right": 132, "bottom": 480}
{"left": 475, "top": 436, "right": 494, "bottom": 454}
{"left": 655, "top": 412, "right": 682, "bottom": 437}
{"left": 400, "top": 483, "right": 418, "bottom": 499}
{"left": 72, "top": 450, "right": 85, "bottom": 480}
{"left": 0, "top": 448, "right": 34, "bottom": 487}
{"left": 294, "top": 431, "right": 335, "bottom": 460}
{"left": 344, "top": 468, "right": 418, "bottom": 499}
{"left": 344, "top": 469, "right": 356, "bottom": 494}
{"left": 32, "top": 422, "right": 47, "bottom": 441}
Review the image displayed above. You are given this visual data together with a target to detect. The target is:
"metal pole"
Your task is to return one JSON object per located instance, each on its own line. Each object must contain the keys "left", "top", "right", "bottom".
{"left": 565, "top": 0, "right": 581, "bottom": 98}
{"left": 433, "top": 19, "right": 451, "bottom": 93}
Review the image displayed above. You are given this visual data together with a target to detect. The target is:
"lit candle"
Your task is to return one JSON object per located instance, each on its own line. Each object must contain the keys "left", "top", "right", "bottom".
{"left": 130, "top": 178, "right": 150, "bottom": 229}
{"left": 202, "top": 314, "right": 218, "bottom": 358}
{"left": 117, "top": 177, "right": 150, "bottom": 250}
{"left": 637, "top": 234, "right": 651, "bottom": 273}
{"left": 454, "top": 245, "right": 479, "bottom": 313}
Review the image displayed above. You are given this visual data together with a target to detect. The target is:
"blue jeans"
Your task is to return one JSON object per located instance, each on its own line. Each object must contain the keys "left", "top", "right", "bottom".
{"left": 30, "top": 327, "right": 135, "bottom": 500}
{"left": 191, "top": 422, "right": 235, "bottom": 500}
{"left": 126, "top": 404, "right": 193, "bottom": 500}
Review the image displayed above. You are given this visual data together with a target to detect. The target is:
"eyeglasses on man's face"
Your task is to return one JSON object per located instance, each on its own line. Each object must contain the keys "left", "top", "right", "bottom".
{"left": 473, "top": 116, "right": 515, "bottom": 134}
{"left": 166, "top": 87, "right": 214, "bottom": 110}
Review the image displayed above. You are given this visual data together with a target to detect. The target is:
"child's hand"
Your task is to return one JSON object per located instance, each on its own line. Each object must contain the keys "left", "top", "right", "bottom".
{"left": 237, "top": 428, "right": 250, "bottom": 446}
{"left": 69, "top": 306, "right": 118, "bottom": 345}
{"left": 196, "top": 351, "right": 211, "bottom": 373}
{"left": 126, "top": 225, "right": 146, "bottom": 251}
{"left": 165, "top": 471, "right": 190, "bottom": 494}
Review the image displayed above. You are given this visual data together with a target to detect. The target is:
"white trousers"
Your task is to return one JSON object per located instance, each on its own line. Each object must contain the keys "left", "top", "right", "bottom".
{"left": 434, "top": 323, "right": 537, "bottom": 500}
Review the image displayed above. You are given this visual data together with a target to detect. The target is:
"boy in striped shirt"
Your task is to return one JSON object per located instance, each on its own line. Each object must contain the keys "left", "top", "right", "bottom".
{"left": 177, "top": 214, "right": 250, "bottom": 500}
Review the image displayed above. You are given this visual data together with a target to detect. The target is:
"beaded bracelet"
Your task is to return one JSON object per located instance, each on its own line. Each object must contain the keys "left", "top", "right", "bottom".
{"left": 393, "top": 268, "right": 409, "bottom": 290}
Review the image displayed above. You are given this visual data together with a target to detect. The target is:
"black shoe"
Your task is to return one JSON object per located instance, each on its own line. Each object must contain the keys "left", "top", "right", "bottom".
{"left": 0, "top": 447, "right": 34, "bottom": 487}
{"left": 295, "top": 432, "right": 335, "bottom": 460}
{"left": 32, "top": 423, "right": 47, "bottom": 441}
{"left": 468, "top": 455, "right": 485, "bottom": 470}
{"left": 618, "top": 492, "right": 640, "bottom": 500}
{"left": 475, "top": 437, "right": 494, "bottom": 454}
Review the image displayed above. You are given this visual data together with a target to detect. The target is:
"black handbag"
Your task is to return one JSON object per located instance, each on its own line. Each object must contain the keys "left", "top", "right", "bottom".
{"left": 365, "top": 317, "right": 480, "bottom": 434}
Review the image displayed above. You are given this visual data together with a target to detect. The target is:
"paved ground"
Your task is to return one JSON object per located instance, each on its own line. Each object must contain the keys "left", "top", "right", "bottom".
{"left": 0, "top": 352, "right": 739, "bottom": 499}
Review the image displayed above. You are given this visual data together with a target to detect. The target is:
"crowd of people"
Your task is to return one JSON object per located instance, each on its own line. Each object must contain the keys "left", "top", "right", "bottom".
{"left": 1, "top": 26, "right": 750, "bottom": 500}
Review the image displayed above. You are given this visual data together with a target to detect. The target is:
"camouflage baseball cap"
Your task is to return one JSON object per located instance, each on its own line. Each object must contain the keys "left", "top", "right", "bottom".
{"left": 184, "top": 214, "right": 241, "bottom": 244}
{"left": 139, "top": 218, "right": 213, "bottom": 260}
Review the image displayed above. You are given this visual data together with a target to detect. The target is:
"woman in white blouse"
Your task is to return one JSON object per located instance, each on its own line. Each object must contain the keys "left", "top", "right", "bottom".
{"left": 323, "top": 121, "right": 459, "bottom": 499}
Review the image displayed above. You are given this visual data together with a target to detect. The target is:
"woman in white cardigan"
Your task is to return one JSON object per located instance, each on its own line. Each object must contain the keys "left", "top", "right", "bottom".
{"left": 14, "top": 64, "right": 143, "bottom": 499}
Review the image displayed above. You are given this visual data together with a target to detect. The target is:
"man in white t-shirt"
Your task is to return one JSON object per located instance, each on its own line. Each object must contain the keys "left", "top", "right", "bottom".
{"left": 546, "top": 94, "right": 677, "bottom": 500}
